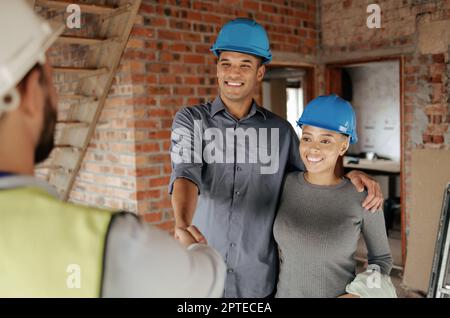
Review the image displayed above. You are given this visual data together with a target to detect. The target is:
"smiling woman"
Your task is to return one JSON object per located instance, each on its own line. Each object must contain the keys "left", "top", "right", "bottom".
{"left": 300, "top": 126, "right": 350, "bottom": 186}
{"left": 273, "top": 95, "right": 397, "bottom": 298}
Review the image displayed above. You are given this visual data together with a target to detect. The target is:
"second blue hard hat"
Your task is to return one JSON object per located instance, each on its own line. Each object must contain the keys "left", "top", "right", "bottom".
{"left": 210, "top": 18, "right": 272, "bottom": 64}
{"left": 297, "top": 94, "right": 358, "bottom": 144}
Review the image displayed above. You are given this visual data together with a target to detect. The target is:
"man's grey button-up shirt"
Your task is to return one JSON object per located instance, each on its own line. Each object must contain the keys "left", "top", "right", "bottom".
{"left": 169, "top": 96, "right": 304, "bottom": 298}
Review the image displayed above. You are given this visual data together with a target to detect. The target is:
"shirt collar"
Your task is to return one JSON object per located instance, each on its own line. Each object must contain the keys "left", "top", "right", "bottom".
{"left": 210, "top": 96, "right": 267, "bottom": 120}
{"left": 0, "top": 174, "right": 60, "bottom": 199}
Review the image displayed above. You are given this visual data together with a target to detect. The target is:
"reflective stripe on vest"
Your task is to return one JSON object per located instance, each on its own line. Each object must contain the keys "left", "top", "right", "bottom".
{"left": 0, "top": 187, "right": 113, "bottom": 297}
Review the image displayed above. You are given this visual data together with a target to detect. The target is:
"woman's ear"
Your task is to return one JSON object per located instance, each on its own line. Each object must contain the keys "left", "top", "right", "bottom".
{"left": 339, "top": 138, "right": 350, "bottom": 156}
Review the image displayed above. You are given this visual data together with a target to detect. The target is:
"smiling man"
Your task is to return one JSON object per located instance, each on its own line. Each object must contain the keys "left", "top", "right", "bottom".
{"left": 169, "top": 18, "right": 384, "bottom": 298}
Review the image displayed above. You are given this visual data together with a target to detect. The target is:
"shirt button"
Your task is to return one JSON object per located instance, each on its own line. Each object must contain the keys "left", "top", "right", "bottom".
{"left": 236, "top": 166, "right": 242, "bottom": 172}
{"left": 230, "top": 243, "right": 235, "bottom": 247}
{"left": 235, "top": 191, "right": 240, "bottom": 196}
{"left": 227, "top": 268, "right": 234, "bottom": 273}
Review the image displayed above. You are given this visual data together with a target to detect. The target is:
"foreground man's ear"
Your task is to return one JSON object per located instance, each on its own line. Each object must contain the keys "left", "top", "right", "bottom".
{"left": 18, "top": 68, "right": 43, "bottom": 118}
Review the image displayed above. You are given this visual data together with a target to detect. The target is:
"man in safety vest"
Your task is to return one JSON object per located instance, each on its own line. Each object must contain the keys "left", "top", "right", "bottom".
{"left": 0, "top": 0, "right": 225, "bottom": 297}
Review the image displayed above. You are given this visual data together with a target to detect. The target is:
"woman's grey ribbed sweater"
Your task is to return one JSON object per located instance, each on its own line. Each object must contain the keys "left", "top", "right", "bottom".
{"left": 273, "top": 172, "right": 392, "bottom": 298}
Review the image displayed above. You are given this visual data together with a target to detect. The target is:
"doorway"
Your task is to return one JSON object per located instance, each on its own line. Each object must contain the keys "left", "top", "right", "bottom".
{"left": 326, "top": 57, "right": 405, "bottom": 271}
{"left": 261, "top": 66, "right": 315, "bottom": 135}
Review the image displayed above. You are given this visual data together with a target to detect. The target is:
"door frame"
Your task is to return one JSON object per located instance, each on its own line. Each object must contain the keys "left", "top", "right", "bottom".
{"left": 261, "top": 62, "right": 317, "bottom": 108}
{"left": 326, "top": 56, "right": 406, "bottom": 268}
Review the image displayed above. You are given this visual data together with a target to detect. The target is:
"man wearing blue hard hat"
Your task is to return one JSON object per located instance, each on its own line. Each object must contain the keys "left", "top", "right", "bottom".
{"left": 169, "top": 18, "right": 384, "bottom": 298}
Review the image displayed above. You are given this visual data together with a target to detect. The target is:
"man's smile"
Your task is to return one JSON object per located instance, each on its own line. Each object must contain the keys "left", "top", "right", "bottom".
{"left": 224, "top": 81, "right": 244, "bottom": 87}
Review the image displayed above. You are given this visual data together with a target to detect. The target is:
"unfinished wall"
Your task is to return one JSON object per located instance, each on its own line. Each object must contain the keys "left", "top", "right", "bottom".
{"left": 346, "top": 61, "right": 401, "bottom": 162}
{"left": 404, "top": 149, "right": 450, "bottom": 292}
{"left": 43, "top": 0, "right": 318, "bottom": 231}
{"left": 320, "top": 0, "right": 450, "bottom": 291}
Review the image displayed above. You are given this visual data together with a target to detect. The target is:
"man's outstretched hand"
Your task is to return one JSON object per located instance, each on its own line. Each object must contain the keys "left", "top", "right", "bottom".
{"left": 175, "top": 225, "right": 208, "bottom": 247}
{"left": 346, "top": 170, "right": 384, "bottom": 213}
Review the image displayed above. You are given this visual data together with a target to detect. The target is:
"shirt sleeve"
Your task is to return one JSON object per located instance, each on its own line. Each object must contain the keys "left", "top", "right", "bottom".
{"left": 102, "top": 213, "right": 226, "bottom": 298}
{"left": 344, "top": 203, "right": 396, "bottom": 298}
{"left": 169, "top": 107, "right": 203, "bottom": 195}
{"left": 361, "top": 207, "right": 393, "bottom": 276}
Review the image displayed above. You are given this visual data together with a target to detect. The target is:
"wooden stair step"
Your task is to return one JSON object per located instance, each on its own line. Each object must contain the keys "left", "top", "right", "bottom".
{"left": 62, "top": 103, "right": 98, "bottom": 123}
{"left": 48, "top": 169, "right": 71, "bottom": 193}
{"left": 54, "top": 144, "right": 83, "bottom": 149}
{"left": 57, "top": 119, "right": 89, "bottom": 125}
{"left": 53, "top": 67, "right": 109, "bottom": 77}
{"left": 36, "top": 0, "right": 117, "bottom": 15}
{"left": 58, "top": 94, "right": 98, "bottom": 102}
{"left": 56, "top": 35, "right": 116, "bottom": 46}
{"left": 55, "top": 125, "right": 89, "bottom": 149}
{"left": 35, "top": 165, "right": 62, "bottom": 170}
{"left": 56, "top": 121, "right": 90, "bottom": 126}
{"left": 52, "top": 148, "right": 81, "bottom": 170}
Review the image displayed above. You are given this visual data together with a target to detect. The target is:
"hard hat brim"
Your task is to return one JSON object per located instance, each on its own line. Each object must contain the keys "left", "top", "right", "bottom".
{"left": 298, "top": 120, "right": 358, "bottom": 144}
{"left": 210, "top": 45, "right": 271, "bottom": 64}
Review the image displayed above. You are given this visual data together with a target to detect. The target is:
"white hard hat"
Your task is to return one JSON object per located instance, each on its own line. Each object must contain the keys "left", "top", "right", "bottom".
{"left": 0, "top": 0, "right": 64, "bottom": 115}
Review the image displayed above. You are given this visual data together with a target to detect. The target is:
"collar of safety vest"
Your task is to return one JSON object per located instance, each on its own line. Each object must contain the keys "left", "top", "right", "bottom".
{"left": 0, "top": 174, "right": 59, "bottom": 199}
{"left": 210, "top": 95, "right": 267, "bottom": 120}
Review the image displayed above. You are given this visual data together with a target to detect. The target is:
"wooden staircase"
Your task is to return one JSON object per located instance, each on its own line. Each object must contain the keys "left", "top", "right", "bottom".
{"left": 32, "top": 0, "right": 142, "bottom": 200}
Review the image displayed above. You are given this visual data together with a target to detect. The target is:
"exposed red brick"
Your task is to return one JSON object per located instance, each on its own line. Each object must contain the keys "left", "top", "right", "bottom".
{"left": 432, "top": 53, "right": 445, "bottom": 63}
{"left": 50, "top": 0, "right": 319, "bottom": 231}
{"left": 432, "top": 135, "right": 445, "bottom": 144}
{"left": 149, "top": 176, "right": 171, "bottom": 188}
{"left": 143, "top": 212, "right": 162, "bottom": 223}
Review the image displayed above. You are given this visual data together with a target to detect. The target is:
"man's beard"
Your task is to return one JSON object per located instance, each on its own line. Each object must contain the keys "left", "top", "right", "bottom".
{"left": 34, "top": 95, "right": 57, "bottom": 164}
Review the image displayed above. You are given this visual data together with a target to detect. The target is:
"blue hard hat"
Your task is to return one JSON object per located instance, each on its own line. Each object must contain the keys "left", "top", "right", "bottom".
{"left": 297, "top": 94, "right": 358, "bottom": 144}
{"left": 210, "top": 18, "right": 272, "bottom": 64}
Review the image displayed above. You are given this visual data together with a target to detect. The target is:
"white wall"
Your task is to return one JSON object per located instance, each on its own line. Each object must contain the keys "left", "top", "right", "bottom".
{"left": 347, "top": 61, "right": 401, "bottom": 162}
{"left": 262, "top": 81, "right": 272, "bottom": 111}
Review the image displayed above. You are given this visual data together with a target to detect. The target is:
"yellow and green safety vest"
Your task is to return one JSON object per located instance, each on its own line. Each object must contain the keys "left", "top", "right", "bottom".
{"left": 0, "top": 186, "right": 114, "bottom": 297}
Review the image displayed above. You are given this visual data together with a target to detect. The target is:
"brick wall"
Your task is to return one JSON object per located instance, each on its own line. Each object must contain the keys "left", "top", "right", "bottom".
{"left": 43, "top": 1, "right": 450, "bottom": 237}
{"left": 44, "top": 0, "right": 318, "bottom": 232}
{"left": 125, "top": 0, "right": 318, "bottom": 231}
{"left": 68, "top": 58, "right": 139, "bottom": 213}
{"left": 319, "top": 0, "right": 450, "bottom": 250}
{"left": 37, "top": 2, "right": 142, "bottom": 215}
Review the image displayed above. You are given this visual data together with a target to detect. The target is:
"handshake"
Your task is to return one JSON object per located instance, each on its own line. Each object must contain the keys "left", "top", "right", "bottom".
{"left": 174, "top": 225, "right": 208, "bottom": 247}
